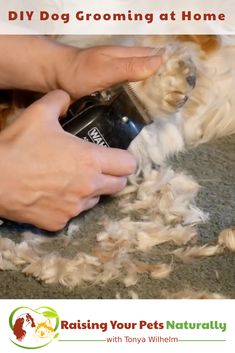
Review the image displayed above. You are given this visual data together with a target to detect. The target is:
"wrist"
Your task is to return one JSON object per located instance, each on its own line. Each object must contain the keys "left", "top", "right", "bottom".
{"left": 0, "top": 36, "right": 76, "bottom": 94}
{"left": 30, "top": 38, "right": 81, "bottom": 97}
{"left": 52, "top": 43, "right": 80, "bottom": 98}
{"left": 23, "top": 37, "right": 71, "bottom": 93}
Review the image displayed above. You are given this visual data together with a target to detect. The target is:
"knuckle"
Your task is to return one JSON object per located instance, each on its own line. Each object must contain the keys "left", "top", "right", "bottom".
{"left": 30, "top": 102, "right": 48, "bottom": 116}
{"left": 85, "top": 178, "right": 98, "bottom": 196}
{"left": 54, "top": 89, "right": 70, "bottom": 100}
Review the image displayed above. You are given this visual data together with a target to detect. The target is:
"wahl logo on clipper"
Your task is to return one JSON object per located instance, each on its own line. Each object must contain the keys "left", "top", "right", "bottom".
{"left": 88, "top": 127, "right": 109, "bottom": 147}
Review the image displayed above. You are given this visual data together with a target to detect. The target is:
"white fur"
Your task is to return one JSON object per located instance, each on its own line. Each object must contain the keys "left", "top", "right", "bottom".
{"left": 0, "top": 35, "right": 234, "bottom": 295}
{"left": 182, "top": 40, "right": 235, "bottom": 145}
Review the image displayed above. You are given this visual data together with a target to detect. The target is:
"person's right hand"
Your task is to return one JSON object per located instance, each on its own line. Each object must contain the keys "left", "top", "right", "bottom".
{"left": 0, "top": 90, "right": 136, "bottom": 231}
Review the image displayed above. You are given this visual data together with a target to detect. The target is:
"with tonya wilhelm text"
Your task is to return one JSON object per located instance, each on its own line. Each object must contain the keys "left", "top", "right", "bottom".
{"left": 8, "top": 10, "right": 226, "bottom": 24}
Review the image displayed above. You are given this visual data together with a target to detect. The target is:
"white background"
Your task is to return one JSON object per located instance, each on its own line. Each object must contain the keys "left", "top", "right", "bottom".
{"left": 0, "top": 299, "right": 234, "bottom": 353}
{"left": 0, "top": 0, "right": 234, "bottom": 34}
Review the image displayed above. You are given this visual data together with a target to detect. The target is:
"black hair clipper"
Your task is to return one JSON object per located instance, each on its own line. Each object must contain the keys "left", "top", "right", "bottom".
{"left": 60, "top": 85, "right": 151, "bottom": 149}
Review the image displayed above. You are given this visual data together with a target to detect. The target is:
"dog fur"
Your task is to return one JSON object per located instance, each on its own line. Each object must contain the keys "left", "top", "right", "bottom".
{"left": 0, "top": 35, "right": 234, "bottom": 296}
{"left": 1, "top": 35, "right": 234, "bottom": 161}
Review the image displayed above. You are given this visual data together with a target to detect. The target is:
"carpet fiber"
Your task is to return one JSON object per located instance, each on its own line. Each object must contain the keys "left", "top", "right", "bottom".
{"left": 0, "top": 135, "right": 235, "bottom": 299}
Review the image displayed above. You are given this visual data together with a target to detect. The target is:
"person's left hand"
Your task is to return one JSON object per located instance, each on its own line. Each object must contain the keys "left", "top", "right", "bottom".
{"left": 0, "top": 36, "right": 163, "bottom": 99}
{"left": 54, "top": 45, "right": 163, "bottom": 99}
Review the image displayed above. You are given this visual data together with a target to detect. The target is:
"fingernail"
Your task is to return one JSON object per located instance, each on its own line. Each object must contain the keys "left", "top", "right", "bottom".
{"left": 149, "top": 47, "right": 165, "bottom": 56}
{"left": 120, "top": 176, "right": 128, "bottom": 188}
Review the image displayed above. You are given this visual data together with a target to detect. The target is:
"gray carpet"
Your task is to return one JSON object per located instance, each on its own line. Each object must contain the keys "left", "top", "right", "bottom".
{"left": 0, "top": 135, "right": 235, "bottom": 298}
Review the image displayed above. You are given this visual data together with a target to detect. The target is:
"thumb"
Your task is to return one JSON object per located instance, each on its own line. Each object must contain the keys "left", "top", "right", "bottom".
{"left": 25, "top": 90, "right": 71, "bottom": 122}
{"left": 0, "top": 90, "right": 71, "bottom": 141}
{"left": 110, "top": 53, "right": 163, "bottom": 83}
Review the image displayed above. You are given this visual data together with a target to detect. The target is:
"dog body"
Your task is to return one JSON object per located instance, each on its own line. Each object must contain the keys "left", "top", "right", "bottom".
{"left": 59, "top": 35, "right": 234, "bottom": 142}
{"left": 0, "top": 37, "right": 235, "bottom": 294}
{"left": 1, "top": 35, "right": 234, "bottom": 153}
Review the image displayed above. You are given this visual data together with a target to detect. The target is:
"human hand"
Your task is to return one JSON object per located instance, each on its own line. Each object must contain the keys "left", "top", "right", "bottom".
{"left": 55, "top": 45, "right": 163, "bottom": 99}
{"left": 0, "top": 36, "right": 163, "bottom": 98}
{"left": 0, "top": 90, "right": 136, "bottom": 231}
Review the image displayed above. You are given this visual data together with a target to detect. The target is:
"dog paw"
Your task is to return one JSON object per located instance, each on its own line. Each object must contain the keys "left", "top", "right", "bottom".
{"left": 161, "top": 47, "right": 197, "bottom": 109}
{"left": 130, "top": 44, "right": 197, "bottom": 118}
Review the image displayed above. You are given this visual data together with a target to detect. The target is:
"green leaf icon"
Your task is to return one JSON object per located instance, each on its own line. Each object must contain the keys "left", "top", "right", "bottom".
{"left": 42, "top": 311, "right": 58, "bottom": 319}
{"left": 9, "top": 306, "right": 60, "bottom": 349}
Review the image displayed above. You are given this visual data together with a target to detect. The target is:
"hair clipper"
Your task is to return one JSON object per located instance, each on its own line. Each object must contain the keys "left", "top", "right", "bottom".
{"left": 60, "top": 85, "right": 152, "bottom": 149}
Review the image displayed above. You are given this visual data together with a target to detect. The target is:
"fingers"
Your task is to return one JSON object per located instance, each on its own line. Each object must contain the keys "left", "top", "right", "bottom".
{"left": 93, "top": 175, "right": 127, "bottom": 196}
{"left": 25, "top": 90, "right": 71, "bottom": 121}
{"left": 94, "top": 146, "right": 137, "bottom": 176}
{"left": 110, "top": 54, "right": 163, "bottom": 83}
{"left": 82, "top": 196, "right": 100, "bottom": 211}
{"left": 0, "top": 90, "right": 71, "bottom": 139}
{"left": 81, "top": 174, "right": 127, "bottom": 211}
{"left": 76, "top": 175, "right": 127, "bottom": 215}
{"left": 100, "top": 46, "right": 163, "bottom": 58}
{"left": 99, "top": 46, "right": 164, "bottom": 84}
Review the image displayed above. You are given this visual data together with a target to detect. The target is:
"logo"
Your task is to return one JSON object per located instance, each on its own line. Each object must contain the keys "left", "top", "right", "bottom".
{"left": 9, "top": 306, "right": 60, "bottom": 349}
{"left": 88, "top": 127, "right": 109, "bottom": 147}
